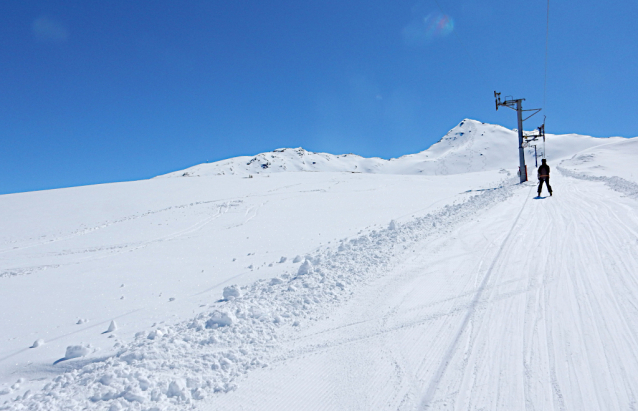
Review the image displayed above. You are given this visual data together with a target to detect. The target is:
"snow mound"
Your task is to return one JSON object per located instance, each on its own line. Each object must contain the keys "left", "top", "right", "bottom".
{"left": 223, "top": 285, "right": 241, "bottom": 300}
{"left": 63, "top": 345, "right": 90, "bottom": 360}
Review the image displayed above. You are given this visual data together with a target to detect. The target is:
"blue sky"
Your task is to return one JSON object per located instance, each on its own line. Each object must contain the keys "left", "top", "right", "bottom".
{"left": 1, "top": 0, "right": 636, "bottom": 194}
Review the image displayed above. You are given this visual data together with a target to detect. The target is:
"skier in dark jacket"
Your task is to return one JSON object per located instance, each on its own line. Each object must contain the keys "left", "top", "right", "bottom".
{"left": 537, "top": 159, "right": 552, "bottom": 196}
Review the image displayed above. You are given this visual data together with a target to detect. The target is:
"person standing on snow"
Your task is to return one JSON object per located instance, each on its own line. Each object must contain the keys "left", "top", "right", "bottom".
{"left": 537, "top": 158, "right": 552, "bottom": 196}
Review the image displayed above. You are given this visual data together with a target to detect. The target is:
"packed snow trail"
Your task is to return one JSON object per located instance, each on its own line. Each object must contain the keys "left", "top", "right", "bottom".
{"left": 205, "top": 171, "right": 638, "bottom": 411}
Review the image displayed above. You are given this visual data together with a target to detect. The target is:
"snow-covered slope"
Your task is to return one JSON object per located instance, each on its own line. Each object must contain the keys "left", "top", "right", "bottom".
{"left": 1, "top": 120, "right": 637, "bottom": 411}
{"left": 560, "top": 137, "right": 638, "bottom": 184}
{"left": 159, "top": 119, "right": 625, "bottom": 178}
{"left": 0, "top": 170, "right": 509, "bottom": 409}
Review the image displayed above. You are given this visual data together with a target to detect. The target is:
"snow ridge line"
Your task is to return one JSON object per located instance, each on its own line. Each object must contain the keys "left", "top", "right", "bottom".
{"left": 3, "top": 179, "right": 517, "bottom": 411}
{"left": 557, "top": 166, "right": 638, "bottom": 198}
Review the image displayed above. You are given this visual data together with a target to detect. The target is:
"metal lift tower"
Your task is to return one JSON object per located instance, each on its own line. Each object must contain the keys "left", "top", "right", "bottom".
{"left": 494, "top": 92, "right": 528, "bottom": 183}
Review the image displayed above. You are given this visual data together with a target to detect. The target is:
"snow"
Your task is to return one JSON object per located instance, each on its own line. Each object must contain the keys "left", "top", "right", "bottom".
{"left": 61, "top": 345, "right": 90, "bottom": 361}
{"left": 156, "top": 120, "right": 620, "bottom": 179}
{"left": 558, "top": 137, "right": 638, "bottom": 198}
{"left": 30, "top": 340, "right": 44, "bottom": 349}
{"left": 222, "top": 286, "right": 241, "bottom": 300}
{"left": 106, "top": 321, "right": 117, "bottom": 333}
{"left": 1, "top": 119, "right": 637, "bottom": 410}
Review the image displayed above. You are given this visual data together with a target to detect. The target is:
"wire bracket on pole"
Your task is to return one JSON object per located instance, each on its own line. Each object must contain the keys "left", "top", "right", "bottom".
{"left": 523, "top": 120, "right": 546, "bottom": 166}
{"left": 523, "top": 108, "right": 542, "bottom": 122}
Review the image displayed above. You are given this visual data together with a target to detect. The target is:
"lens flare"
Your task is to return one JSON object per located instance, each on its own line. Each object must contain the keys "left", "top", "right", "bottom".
{"left": 402, "top": 11, "right": 454, "bottom": 46}
{"left": 424, "top": 13, "right": 454, "bottom": 39}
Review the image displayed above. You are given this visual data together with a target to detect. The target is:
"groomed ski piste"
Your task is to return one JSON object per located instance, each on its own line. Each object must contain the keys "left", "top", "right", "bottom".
{"left": 1, "top": 119, "right": 638, "bottom": 410}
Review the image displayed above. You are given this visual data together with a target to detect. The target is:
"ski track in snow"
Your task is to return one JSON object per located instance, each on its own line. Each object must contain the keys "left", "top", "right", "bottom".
{"left": 0, "top": 200, "right": 225, "bottom": 255}
{"left": 4, "top": 171, "right": 638, "bottom": 410}
{"left": 204, "top": 172, "right": 638, "bottom": 411}
{"left": 1, "top": 177, "right": 516, "bottom": 410}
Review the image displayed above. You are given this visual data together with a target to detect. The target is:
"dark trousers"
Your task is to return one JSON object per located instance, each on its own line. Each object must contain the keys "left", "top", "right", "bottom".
{"left": 538, "top": 177, "right": 552, "bottom": 194}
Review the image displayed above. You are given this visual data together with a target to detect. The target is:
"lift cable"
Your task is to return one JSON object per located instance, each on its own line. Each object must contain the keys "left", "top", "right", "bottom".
{"left": 542, "top": 0, "right": 550, "bottom": 158}
{"left": 543, "top": 0, "right": 550, "bottom": 111}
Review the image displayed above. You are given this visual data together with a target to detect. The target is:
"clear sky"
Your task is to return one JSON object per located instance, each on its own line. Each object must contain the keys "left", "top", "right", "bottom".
{"left": 1, "top": 0, "right": 636, "bottom": 194}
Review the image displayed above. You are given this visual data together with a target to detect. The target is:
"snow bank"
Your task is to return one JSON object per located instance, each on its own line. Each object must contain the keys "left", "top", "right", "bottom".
{"left": 3, "top": 176, "right": 517, "bottom": 411}
{"left": 558, "top": 167, "right": 638, "bottom": 199}
{"left": 558, "top": 137, "right": 638, "bottom": 185}
{"left": 558, "top": 136, "right": 638, "bottom": 197}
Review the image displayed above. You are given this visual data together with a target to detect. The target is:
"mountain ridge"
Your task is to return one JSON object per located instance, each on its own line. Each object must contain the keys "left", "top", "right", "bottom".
{"left": 158, "top": 119, "right": 627, "bottom": 179}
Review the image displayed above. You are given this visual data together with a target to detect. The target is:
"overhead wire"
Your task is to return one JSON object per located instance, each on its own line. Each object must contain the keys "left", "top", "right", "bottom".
{"left": 543, "top": 0, "right": 550, "bottom": 111}
{"left": 542, "top": 0, "right": 550, "bottom": 158}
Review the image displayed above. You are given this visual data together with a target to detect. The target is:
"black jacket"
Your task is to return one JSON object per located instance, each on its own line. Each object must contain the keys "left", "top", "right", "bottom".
{"left": 538, "top": 164, "right": 550, "bottom": 179}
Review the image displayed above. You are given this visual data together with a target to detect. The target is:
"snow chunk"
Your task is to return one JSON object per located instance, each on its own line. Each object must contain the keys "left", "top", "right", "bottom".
{"left": 270, "top": 277, "right": 284, "bottom": 285}
{"left": 99, "top": 374, "right": 115, "bottom": 386}
{"left": 278, "top": 256, "right": 287, "bottom": 263}
{"left": 297, "top": 259, "right": 313, "bottom": 276}
{"left": 106, "top": 320, "right": 117, "bottom": 333}
{"left": 30, "top": 339, "right": 44, "bottom": 348}
{"left": 147, "top": 329, "right": 163, "bottom": 340}
{"left": 122, "top": 389, "right": 146, "bottom": 403}
{"left": 205, "top": 311, "right": 233, "bottom": 328}
{"left": 223, "top": 285, "right": 241, "bottom": 300}
{"left": 167, "top": 380, "right": 189, "bottom": 400}
{"left": 63, "top": 345, "right": 90, "bottom": 360}
{"left": 292, "top": 255, "right": 303, "bottom": 263}
{"left": 389, "top": 220, "right": 397, "bottom": 230}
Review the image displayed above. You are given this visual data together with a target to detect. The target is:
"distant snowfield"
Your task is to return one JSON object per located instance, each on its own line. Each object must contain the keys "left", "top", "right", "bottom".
{"left": 1, "top": 120, "right": 637, "bottom": 410}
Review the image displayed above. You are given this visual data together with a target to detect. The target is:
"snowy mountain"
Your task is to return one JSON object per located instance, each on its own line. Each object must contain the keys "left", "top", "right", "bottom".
{"left": 159, "top": 119, "right": 623, "bottom": 178}
{"left": 1, "top": 120, "right": 637, "bottom": 411}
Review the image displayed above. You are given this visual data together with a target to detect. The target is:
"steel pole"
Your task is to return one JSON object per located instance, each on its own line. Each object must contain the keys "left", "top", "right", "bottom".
{"left": 516, "top": 100, "right": 527, "bottom": 182}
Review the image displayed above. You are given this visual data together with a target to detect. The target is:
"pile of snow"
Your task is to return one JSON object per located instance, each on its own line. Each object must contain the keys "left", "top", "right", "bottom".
{"left": 158, "top": 119, "right": 624, "bottom": 178}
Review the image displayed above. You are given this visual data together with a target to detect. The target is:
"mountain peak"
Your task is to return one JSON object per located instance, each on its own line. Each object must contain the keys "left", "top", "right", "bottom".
{"left": 157, "top": 119, "right": 613, "bottom": 179}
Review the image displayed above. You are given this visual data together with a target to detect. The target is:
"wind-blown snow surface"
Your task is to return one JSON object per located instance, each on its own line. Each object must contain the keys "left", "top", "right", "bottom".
{"left": 1, "top": 119, "right": 637, "bottom": 410}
